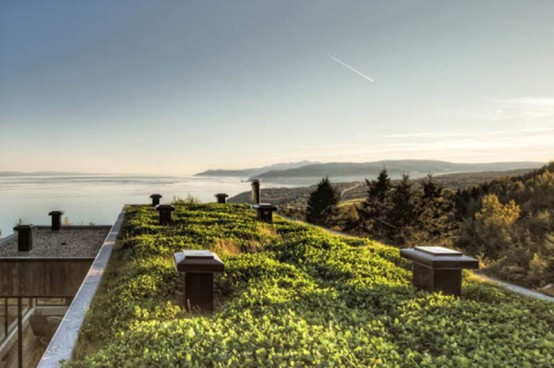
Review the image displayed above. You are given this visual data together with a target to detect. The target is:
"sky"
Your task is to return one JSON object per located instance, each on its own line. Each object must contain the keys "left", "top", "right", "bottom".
{"left": 1, "top": 0, "right": 553, "bottom": 175}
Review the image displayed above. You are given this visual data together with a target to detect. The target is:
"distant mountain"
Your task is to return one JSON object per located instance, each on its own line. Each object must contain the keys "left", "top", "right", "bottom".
{"left": 254, "top": 160, "right": 544, "bottom": 180}
{"left": 228, "top": 167, "right": 541, "bottom": 206}
{"left": 194, "top": 161, "right": 319, "bottom": 177}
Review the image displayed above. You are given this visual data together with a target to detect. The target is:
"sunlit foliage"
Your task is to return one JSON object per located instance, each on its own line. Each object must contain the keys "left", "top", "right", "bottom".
{"left": 68, "top": 204, "right": 554, "bottom": 367}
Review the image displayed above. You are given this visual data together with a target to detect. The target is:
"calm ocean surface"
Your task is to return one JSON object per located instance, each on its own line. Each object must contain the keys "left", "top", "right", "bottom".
{"left": 0, "top": 175, "right": 299, "bottom": 238}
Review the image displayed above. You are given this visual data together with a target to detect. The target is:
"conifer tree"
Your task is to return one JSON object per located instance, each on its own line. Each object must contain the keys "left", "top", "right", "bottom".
{"left": 307, "top": 176, "right": 340, "bottom": 226}
{"left": 359, "top": 168, "right": 393, "bottom": 239}
{"left": 417, "top": 174, "right": 454, "bottom": 245}
{"left": 386, "top": 173, "right": 418, "bottom": 246}
{"left": 368, "top": 169, "right": 392, "bottom": 201}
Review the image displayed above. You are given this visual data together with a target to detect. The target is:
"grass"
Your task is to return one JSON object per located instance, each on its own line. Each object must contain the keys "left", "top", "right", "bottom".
{"left": 68, "top": 203, "right": 553, "bottom": 367}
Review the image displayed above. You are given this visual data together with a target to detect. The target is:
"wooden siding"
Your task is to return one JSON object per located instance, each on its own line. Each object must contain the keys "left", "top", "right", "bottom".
{"left": 0, "top": 260, "right": 93, "bottom": 297}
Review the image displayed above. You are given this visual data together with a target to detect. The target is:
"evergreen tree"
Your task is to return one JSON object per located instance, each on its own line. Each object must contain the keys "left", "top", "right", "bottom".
{"left": 358, "top": 168, "right": 393, "bottom": 239}
{"left": 307, "top": 176, "right": 340, "bottom": 226}
{"left": 454, "top": 189, "right": 471, "bottom": 220}
{"left": 417, "top": 174, "right": 455, "bottom": 245}
{"left": 386, "top": 173, "right": 418, "bottom": 246}
{"left": 421, "top": 173, "right": 440, "bottom": 199}
{"left": 368, "top": 169, "right": 392, "bottom": 201}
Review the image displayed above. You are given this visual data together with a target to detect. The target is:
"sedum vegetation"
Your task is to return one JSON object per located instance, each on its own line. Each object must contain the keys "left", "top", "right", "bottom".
{"left": 68, "top": 204, "right": 553, "bottom": 367}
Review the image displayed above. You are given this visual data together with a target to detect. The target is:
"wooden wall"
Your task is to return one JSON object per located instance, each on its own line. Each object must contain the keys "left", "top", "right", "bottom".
{"left": 0, "top": 259, "right": 93, "bottom": 297}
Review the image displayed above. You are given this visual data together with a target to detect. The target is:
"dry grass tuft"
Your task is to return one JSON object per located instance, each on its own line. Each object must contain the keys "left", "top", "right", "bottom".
{"left": 211, "top": 238, "right": 242, "bottom": 256}
{"left": 257, "top": 224, "right": 277, "bottom": 237}
{"left": 211, "top": 238, "right": 265, "bottom": 256}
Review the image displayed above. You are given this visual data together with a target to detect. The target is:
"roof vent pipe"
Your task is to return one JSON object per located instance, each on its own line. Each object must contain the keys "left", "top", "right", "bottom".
{"left": 150, "top": 194, "right": 162, "bottom": 207}
{"left": 251, "top": 179, "right": 260, "bottom": 204}
{"left": 14, "top": 224, "right": 34, "bottom": 252}
{"left": 49, "top": 211, "right": 64, "bottom": 231}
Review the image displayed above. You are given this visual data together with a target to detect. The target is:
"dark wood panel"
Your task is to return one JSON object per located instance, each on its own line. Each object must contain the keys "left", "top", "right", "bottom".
{"left": 0, "top": 260, "right": 93, "bottom": 297}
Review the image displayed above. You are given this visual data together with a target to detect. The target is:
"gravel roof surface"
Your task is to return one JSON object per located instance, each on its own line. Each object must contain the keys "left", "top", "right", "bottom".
{"left": 0, "top": 226, "right": 110, "bottom": 258}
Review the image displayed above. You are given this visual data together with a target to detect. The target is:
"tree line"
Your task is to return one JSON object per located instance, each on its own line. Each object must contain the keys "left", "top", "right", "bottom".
{"left": 306, "top": 163, "right": 554, "bottom": 289}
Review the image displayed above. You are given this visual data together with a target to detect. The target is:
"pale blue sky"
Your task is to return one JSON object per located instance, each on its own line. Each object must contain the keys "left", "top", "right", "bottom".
{"left": 1, "top": 0, "right": 553, "bottom": 175}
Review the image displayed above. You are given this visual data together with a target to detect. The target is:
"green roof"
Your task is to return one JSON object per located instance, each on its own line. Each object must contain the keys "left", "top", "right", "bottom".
{"left": 69, "top": 204, "right": 554, "bottom": 367}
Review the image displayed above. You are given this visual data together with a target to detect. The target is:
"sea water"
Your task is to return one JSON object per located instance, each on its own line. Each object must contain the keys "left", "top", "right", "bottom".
{"left": 0, "top": 175, "right": 298, "bottom": 238}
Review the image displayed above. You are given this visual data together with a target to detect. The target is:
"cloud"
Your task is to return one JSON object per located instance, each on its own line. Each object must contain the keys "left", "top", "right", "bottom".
{"left": 496, "top": 97, "right": 554, "bottom": 108}
{"left": 373, "top": 127, "right": 554, "bottom": 140}
{"left": 463, "top": 97, "right": 554, "bottom": 121}
{"left": 294, "top": 128, "right": 554, "bottom": 163}
{"left": 493, "top": 97, "right": 554, "bottom": 118}
{"left": 447, "top": 96, "right": 554, "bottom": 123}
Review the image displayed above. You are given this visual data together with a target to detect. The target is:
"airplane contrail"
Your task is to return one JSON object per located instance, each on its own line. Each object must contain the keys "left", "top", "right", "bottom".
{"left": 326, "top": 54, "right": 374, "bottom": 83}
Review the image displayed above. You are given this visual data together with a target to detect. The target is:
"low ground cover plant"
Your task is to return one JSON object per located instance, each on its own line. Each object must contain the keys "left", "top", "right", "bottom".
{"left": 69, "top": 204, "right": 553, "bottom": 367}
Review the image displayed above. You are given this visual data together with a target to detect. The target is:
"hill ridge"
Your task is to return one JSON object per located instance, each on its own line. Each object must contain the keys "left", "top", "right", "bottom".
{"left": 253, "top": 160, "right": 543, "bottom": 179}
